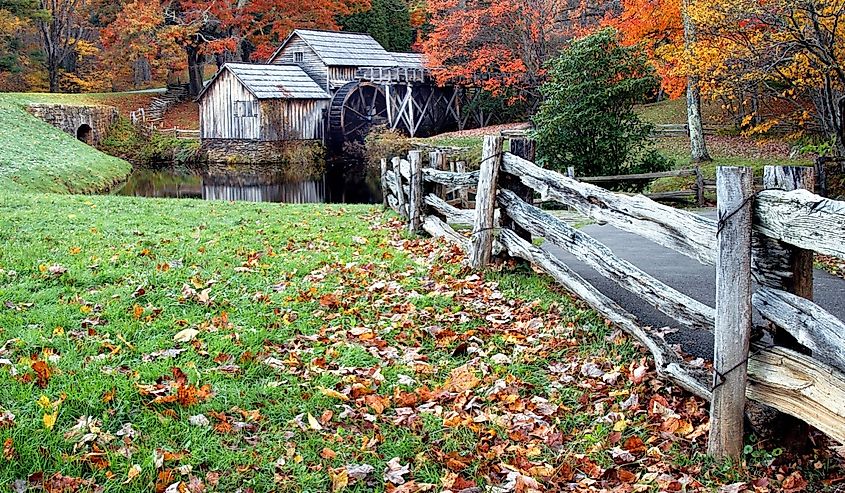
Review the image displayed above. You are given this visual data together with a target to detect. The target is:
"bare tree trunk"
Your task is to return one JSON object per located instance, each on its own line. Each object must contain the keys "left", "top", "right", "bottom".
{"left": 186, "top": 45, "right": 205, "bottom": 97}
{"left": 837, "top": 96, "right": 845, "bottom": 157}
{"left": 683, "top": 0, "right": 712, "bottom": 163}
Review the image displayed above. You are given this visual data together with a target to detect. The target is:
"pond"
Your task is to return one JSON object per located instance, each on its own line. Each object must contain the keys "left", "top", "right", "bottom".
{"left": 114, "top": 159, "right": 382, "bottom": 204}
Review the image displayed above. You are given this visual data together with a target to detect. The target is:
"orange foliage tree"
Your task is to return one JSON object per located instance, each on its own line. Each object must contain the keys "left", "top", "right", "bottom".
{"left": 603, "top": 0, "right": 685, "bottom": 98}
{"left": 103, "top": 0, "right": 369, "bottom": 96}
{"left": 421, "top": 0, "right": 613, "bottom": 104}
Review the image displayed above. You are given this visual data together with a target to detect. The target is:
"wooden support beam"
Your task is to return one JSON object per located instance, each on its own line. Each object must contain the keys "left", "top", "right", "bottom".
{"left": 708, "top": 166, "right": 755, "bottom": 460}
{"left": 469, "top": 136, "right": 503, "bottom": 270}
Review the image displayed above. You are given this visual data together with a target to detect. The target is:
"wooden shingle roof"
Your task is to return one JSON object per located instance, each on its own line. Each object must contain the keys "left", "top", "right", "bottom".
{"left": 389, "top": 52, "right": 425, "bottom": 69}
{"left": 277, "top": 29, "right": 401, "bottom": 67}
{"left": 199, "top": 63, "right": 331, "bottom": 100}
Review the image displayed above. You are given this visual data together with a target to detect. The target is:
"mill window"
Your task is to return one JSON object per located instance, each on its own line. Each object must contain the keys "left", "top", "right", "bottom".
{"left": 235, "top": 100, "right": 258, "bottom": 118}
{"left": 294, "top": 52, "right": 304, "bottom": 63}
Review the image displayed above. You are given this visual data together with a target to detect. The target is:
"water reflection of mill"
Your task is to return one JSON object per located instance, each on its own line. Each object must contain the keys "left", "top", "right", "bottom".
{"left": 202, "top": 172, "right": 325, "bottom": 203}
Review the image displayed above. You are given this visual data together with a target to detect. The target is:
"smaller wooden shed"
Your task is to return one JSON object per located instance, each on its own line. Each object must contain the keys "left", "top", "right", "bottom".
{"left": 198, "top": 63, "right": 331, "bottom": 142}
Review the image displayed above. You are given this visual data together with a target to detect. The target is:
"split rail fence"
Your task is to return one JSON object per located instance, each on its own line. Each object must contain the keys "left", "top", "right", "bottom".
{"left": 380, "top": 136, "right": 845, "bottom": 459}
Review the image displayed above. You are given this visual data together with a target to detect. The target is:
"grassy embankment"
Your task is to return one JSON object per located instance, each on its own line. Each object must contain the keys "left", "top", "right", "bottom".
{"left": 0, "top": 93, "right": 135, "bottom": 194}
{"left": 3, "top": 192, "right": 836, "bottom": 491}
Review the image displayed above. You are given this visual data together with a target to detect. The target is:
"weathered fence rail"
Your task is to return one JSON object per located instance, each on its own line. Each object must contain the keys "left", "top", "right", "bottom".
{"left": 381, "top": 136, "right": 845, "bottom": 459}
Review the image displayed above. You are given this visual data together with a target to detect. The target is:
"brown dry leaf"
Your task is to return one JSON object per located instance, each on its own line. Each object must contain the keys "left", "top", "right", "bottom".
{"left": 321, "top": 447, "right": 337, "bottom": 460}
{"left": 364, "top": 394, "right": 389, "bottom": 414}
{"left": 32, "top": 361, "right": 52, "bottom": 389}
{"left": 781, "top": 471, "right": 807, "bottom": 492}
{"left": 3, "top": 437, "right": 15, "bottom": 461}
{"left": 445, "top": 364, "right": 480, "bottom": 393}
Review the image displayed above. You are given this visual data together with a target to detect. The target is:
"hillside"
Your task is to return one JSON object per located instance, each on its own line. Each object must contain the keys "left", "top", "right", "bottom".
{"left": 0, "top": 93, "right": 137, "bottom": 194}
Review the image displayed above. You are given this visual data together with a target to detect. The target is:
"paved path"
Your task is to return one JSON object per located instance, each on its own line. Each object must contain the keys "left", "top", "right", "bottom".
{"left": 545, "top": 209, "right": 845, "bottom": 360}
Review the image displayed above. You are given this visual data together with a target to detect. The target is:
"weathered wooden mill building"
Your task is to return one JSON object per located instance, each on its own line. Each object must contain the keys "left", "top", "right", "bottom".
{"left": 198, "top": 29, "right": 489, "bottom": 162}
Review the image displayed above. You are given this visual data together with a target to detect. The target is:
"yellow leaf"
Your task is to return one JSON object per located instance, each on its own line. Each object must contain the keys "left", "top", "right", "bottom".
{"left": 319, "top": 387, "right": 350, "bottom": 402}
{"left": 613, "top": 418, "right": 627, "bottom": 432}
{"left": 173, "top": 328, "right": 199, "bottom": 343}
{"left": 124, "top": 464, "right": 142, "bottom": 484}
{"left": 37, "top": 395, "right": 51, "bottom": 409}
{"left": 307, "top": 413, "right": 323, "bottom": 431}
{"left": 43, "top": 411, "right": 57, "bottom": 430}
{"left": 330, "top": 467, "right": 348, "bottom": 492}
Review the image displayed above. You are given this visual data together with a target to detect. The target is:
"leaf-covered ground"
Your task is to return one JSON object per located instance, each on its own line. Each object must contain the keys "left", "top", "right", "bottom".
{"left": 1, "top": 194, "right": 842, "bottom": 492}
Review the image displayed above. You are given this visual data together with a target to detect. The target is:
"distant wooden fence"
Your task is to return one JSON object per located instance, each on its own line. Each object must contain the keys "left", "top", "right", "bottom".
{"left": 156, "top": 127, "right": 200, "bottom": 139}
{"left": 577, "top": 168, "right": 706, "bottom": 205}
{"left": 381, "top": 136, "right": 845, "bottom": 459}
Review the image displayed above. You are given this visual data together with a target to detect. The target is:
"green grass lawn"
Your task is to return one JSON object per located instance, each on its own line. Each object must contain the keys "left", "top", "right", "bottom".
{"left": 4, "top": 192, "right": 824, "bottom": 492}
{"left": 0, "top": 93, "right": 133, "bottom": 194}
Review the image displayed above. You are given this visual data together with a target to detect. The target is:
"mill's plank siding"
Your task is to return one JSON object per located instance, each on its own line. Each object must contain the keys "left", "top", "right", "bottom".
{"left": 200, "top": 69, "right": 260, "bottom": 140}
{"left": 269, "top": 35, "right": 329, "bottom": 92}
{"left": 260, "top": 99, "right": 328, "bottom": 141}
{"left": 198, "top": 63, "right": 330, "bottom": 142}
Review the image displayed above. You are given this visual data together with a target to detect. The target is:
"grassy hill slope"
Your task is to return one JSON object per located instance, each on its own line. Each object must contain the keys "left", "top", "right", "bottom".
{"left": 0, "top": 93, "right": 136, "bottom": 194}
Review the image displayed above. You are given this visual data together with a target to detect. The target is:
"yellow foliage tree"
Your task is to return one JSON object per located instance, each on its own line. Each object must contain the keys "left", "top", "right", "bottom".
{"left": 687, "top": 0, "right": 845, "bottom": 153}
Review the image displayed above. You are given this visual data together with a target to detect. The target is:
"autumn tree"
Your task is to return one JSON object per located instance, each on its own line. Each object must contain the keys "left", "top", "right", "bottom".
{"left": 605, "top": 0, "right": 711, "bottom": 162}
{"left": 0, "top": 1, "right": 37, "bottom": 70}
{"left": 689, "top": 0, "right": 845, "bottom": 156}
{"left": 104, "top": 0, "right": 369, "bottom": 97}
{"left": 421, "top": 0, "right": 613, "bottom": 106}
{"left": 36, "top": 0, "right": 91, "bottom": 92}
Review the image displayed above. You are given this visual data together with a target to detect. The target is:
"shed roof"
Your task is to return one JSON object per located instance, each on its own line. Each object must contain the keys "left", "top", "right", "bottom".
{"left": 198, "top": 63, "right": 331, "bottom": 100}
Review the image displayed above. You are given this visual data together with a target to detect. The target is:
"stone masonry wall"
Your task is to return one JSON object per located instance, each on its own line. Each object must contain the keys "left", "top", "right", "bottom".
{"left": 201, "top": 139, "right": 325, "bottom": 167}
{"left": 27, "top": 104, "right": 119, "bottom": 146}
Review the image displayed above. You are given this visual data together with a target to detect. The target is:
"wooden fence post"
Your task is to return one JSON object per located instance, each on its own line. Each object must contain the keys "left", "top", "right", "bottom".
{"left": 708, "top": 166, "right": 754, "bottom": 460}
{"left": 430, "top": 151, "right": 448, "bottom": 200}
{"left": 695, "top": 166, "right": 705, "bottom": 207}
{"left": 815, "top": 157, "right": 827, "bottom": 198}
{"left": 501, "top": 138, "right": 535, "bottom": 244}
{"left": 392, "top": 157, "right": 407, "bottom": 219}
{"left": 763, "top": 166, "right": 815, "bottom": 303}
{"left": 456, "top": 160, "right": 469, "bottom": 208}
{"left": 469, "top": 136, "right": 504, "bottom": 269}
{"left": 408, "top": 150, "right": 424, "bottom": 234}
{"left": 380, "top": 158, "right": 389, "bottom": 210}
{"left": 750, "top": 166, "right": 816, "bottom": 449}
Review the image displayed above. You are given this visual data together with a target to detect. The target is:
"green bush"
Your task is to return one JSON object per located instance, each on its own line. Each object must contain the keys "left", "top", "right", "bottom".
{"left": 533, "top": 28, "right": 665, "bottom": 178}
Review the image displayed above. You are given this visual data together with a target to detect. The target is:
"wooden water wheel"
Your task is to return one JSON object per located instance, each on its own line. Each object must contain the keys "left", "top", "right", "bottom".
{"left": 329, "top": 82, "right": 388, "bottom": 144}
